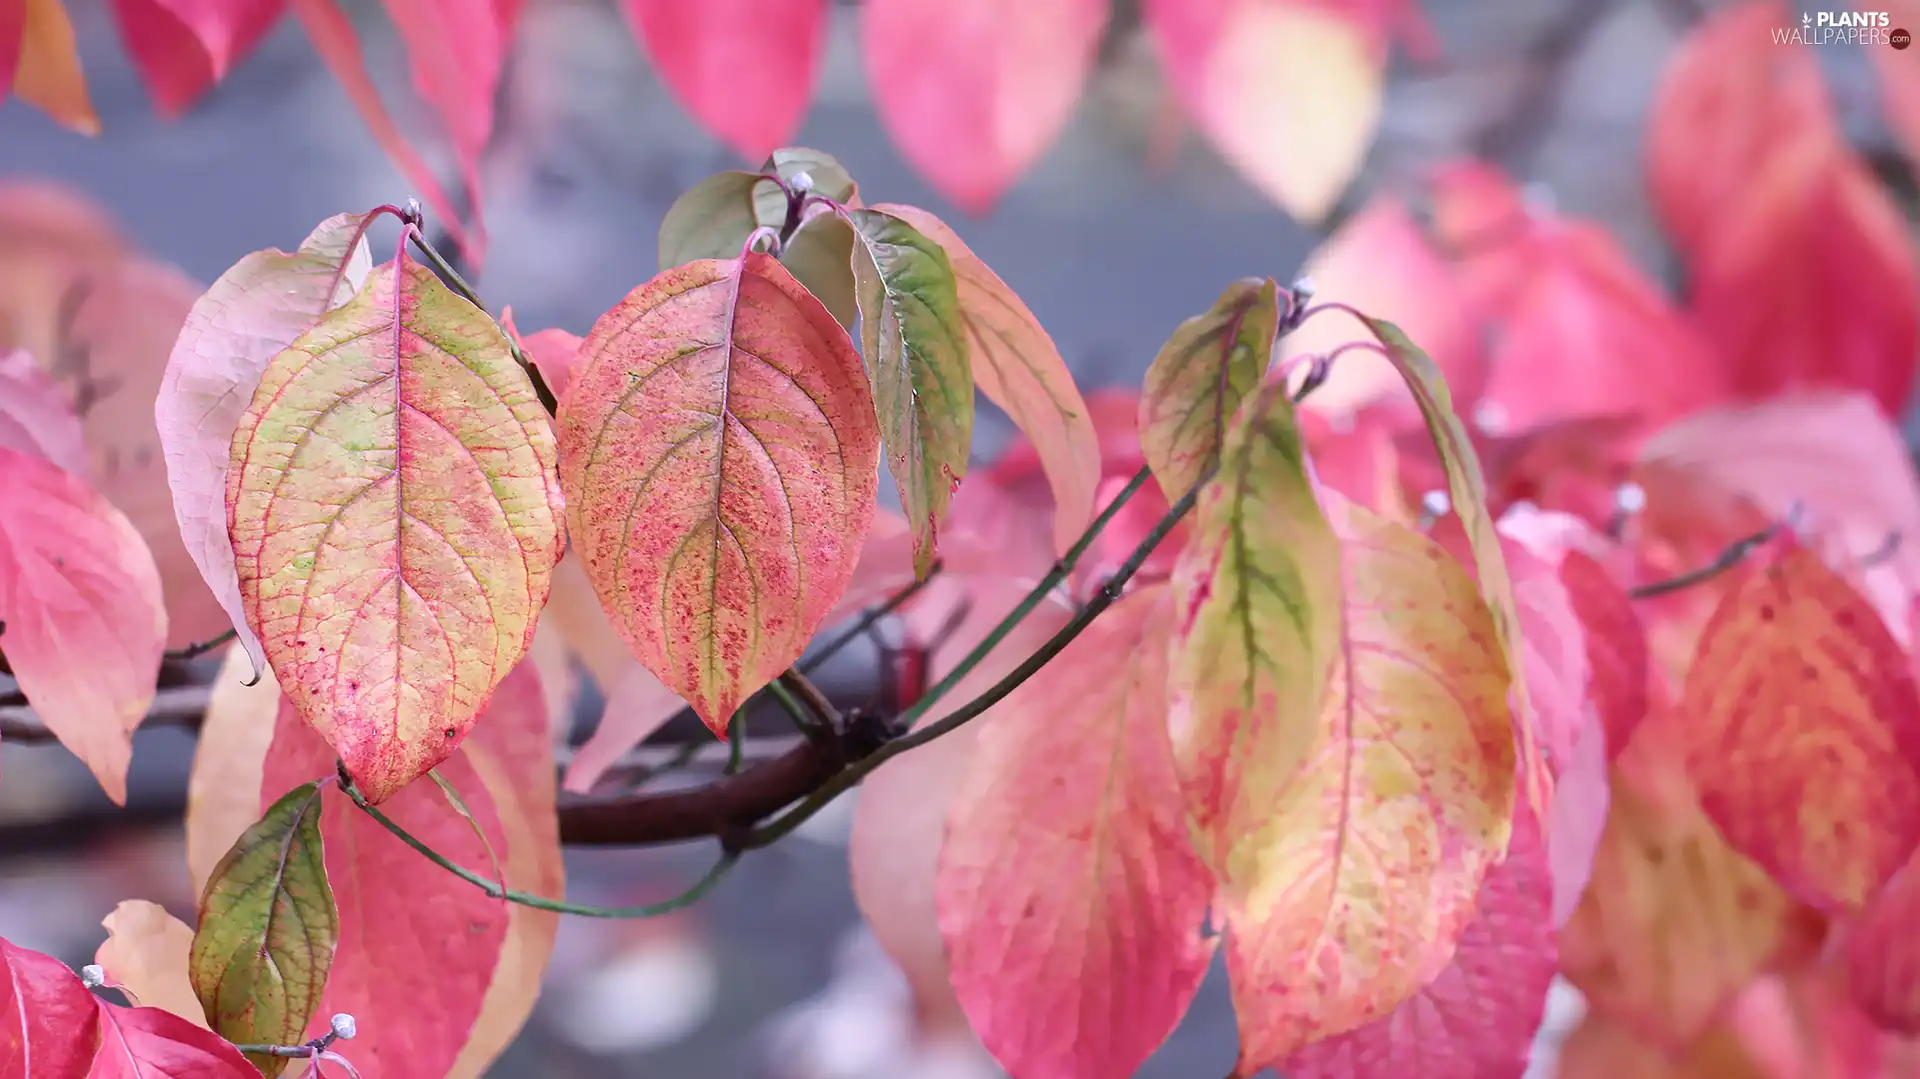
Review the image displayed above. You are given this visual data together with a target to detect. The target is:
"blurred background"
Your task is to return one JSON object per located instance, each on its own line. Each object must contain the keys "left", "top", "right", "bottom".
{"left": 0, "top": 1, "right": 1905, "bottom": 1076}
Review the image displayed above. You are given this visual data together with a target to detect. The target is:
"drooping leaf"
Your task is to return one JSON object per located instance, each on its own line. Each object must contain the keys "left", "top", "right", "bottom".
{"left": 1137, "top": 277, "right": 1280, "bottom": 501}
{"left": 1145, "top": 0, "right": 1382, "bottom": 222}
{"left": 936, "top": 584, "right": 1215, "bottom": 1079}
{"left": 379, "top": 0, "right": 506, "bottom": 255}
{"left": 107, "top": 0, "right": 283, "bottom": 118}
{"left": 562, "top": 662, "right": 687, "bottom": 793}
{"left": 96, "top": 901, "right": 208, "bottom": 1028}
{"left": 157, "top": 211, "right": 372, "bottom": 680}
{"left": 1, "top": 935, "right": 100, "bottom": 1079}
{"left": 0, "top": 447, "right": 166, "bottom": 803}
{"left": 1223, "top": 490, "right": 1517, "bottom": 1074}
{"left": 540, "top": 553, "right": 634, "bottom": 692}
{"left": 556, "top": 254, "right": 879, "bottom": 734}
{"left": 0, "top": 347, "right": 87, "bottom": 476}
{"left": 848, "top": 207, "right": 973, "bottom": 578}
{"left": 11, "top": 0, "right": 97, "bottom": 134}
{"left": 1361, "top": 316, "right": 1543, "bottom": 819}
{"left": 188, "top": 779, "right": 335, "bottom": 1076}
{"left": 623, "top": 0, "right": 827, "bottom": 162}
{"left": 875, "top": 203, "right": 1099, "bottom": 555}
{"left": 850, "top": 579, "right": 1075, "bottom": 1027}
{"left": 1281, "top": 808, "right": 1554, "bottom": 1079}
{"left": 1166, "top": 373, "right": 1343, "bottom": 887}
{"left": 1675, "top": 543, "right": 1920, "bottom": 913}
{"left": 1558, "top": 724, "right": 1830, "bottom": 1049}
{"left": 288, "top": 0, "right": 475, "bottom": 257}
{"left": 226, "top": 256, "right": 564, "bottom": 804}
{"left": 861, "top": 0, "right": 1108, "bottom": 213}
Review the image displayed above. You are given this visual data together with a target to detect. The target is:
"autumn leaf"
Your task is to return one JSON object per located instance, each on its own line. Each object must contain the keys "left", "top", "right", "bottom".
{"left": 1137, "top": 277, "right": 1281, "bottom": 501}
{"left": 1223, "top": 489, "right": 1517, "bottom": 1074}
{"left": 861, "top": 0, "right": 1108, "bottom": 214}
{"left": 0, "top": 346, "right": 87, "bottom": 476}
{"left": 845, "top": 208, "right": 972, "bottom": 578}
{"left": 936, "top": 584, "right": 1215, "bottom": 1079}
{"left": 623, "top": 0, "right": 827, "bottom": 162}
{"left": 556, "top": 254, "right": 879, "bottom": 735}
{"left": 188, "top": 779, "right": 336, "bottom": 1076}
{"left": 1360, "top": 316, "right": 1542, "bottom": 817}
{"left": 289, "top": 0, "right": 475, "bottom": 258}
{"left": 0, "top": 446, "right": 166, "bottom": 804}
{"left": 157, "top": 211, "right": 372, "bottom": 680}
{"left": 561, "top": 662, "right": 686, "bottom": 793}
{"left": 1281, "top": 808, "right": 1554, "bottom": 1079}
{"left": 379, "top": 0, "right": 506, "bottom": 256}
{"left": 1145, "top": 0, "right": 1382, "bottom": 222}
{"left": 876, "top": 202, "right": 1100, "bottom": 555}
{"left": 10, "top": 0, "right": 97, "bottom": 134}
{"left": 1676, "top": 543, "right": 1920, "bottom": 913}
{"left": 1837, "top": 845, "right": 1920, "bottom": 1035}
{"left": 107, "top": 0, "right": 284, "bottom": 118}
{"left": 226, "top": 255, "right": 563, "bottom": 803}
{"left": 1166, "top": 373, "right": 1344, "bottom": 888}
{"left": 498, "top": 306, "right": 584, "bottom": 400}
{"left": 1558, "top": 724, "right": 1830, "bottom": 1049}
{"left": 96, "top": 901, "right": 207, "bottom": 1028}
{"left": 1559, "top": 549, "right": 1649, "bottom": 760}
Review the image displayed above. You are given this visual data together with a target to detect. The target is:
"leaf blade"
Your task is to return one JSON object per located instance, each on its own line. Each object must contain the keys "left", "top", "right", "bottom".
{"left": 1137, "top": 276, "right": 1280, "bottom": 501}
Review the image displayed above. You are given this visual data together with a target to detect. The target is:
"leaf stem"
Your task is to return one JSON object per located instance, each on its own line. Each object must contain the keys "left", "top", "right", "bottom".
{"left": 340, "top": 768, "right": 739, "bottom": 918}
{"left": 164, "top": 629, "right": 237, "bottom": 662}
{"left": 798, "top": 563, "right": 943, "bottom": 674}
{"left": 1627, "top": 512, "right": 1797, "bottom": 600}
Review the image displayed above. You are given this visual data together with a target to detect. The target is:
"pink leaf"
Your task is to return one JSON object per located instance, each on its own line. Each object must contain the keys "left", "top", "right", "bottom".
{"left": 562, "top": 662, "right": 686, "bottom": 794}
{"left": 0, "top": 347, "right": 87, "bottom": 476}
{"left": 937, "top": 584, "right": 1214, "bottom": 1079}
{"left": 499, "top": 306, "right": 585, "bottom": 401}
{"left": 1281, "top": 810, "right": 1556, "bottom": 1079}
{"left": 862, "top": 0, "right": 1108, "bottom": 214}
{"left": 1, "top": 935, "right": 99, "bottom": 1079}
{"left": 379, "top": 0, "right": 506, "bottom": 258}
{"left": 87, "top": 999, "right": 260, "bottom": 1078}
{"left": 0, "top": 447, "right": 166, "bottom": 804}
{"left": 155, "top": 212, "right": 372, "bottom": 680}
{"left": 1560, "top": 550, "right": 1649, "bottom": 761}
{"left": 622, "top": 0, "right": 827, "bottom": 162}
{"left": 108, "top": 0, "right": 284, "bottom": 117}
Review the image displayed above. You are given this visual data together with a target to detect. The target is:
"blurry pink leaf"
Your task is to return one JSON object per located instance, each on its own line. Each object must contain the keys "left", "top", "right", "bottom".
{"left": 155, "top": 212, "right": 372, "bottom": 680}
{"left": 623, "top": 0, "right": 827, "bottom": 162}
{"left": 562, "top": 662, "right": 687, "bottom": 794}
{"left": 108, "top": 0, "right": 284, "bottom": 117}
{"left": 499, "top": 305, "right": 585, "bottom": 401}
{"left": 0, "top": 446, "right": 166, "bottom": 804}
{"left": 379, "top": 0, "right": 506, "bottom": 259}
{"left": 0, "top": 347, "right": 87, "bottom": 476}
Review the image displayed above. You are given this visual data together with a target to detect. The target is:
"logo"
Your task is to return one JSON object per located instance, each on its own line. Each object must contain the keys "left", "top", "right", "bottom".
{"left": 1774, "top": 9, "right": 1900, "bottom": 45}
{"left": 1896, "top": 26, "right": 1913, "bottom": 47}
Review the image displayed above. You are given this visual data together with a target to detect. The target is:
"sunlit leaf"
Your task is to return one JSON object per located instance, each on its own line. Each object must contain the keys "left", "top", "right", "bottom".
{"left": 848, "top": 207, "right": 973, "bottom": 579}
{"left": 227, "top": 256, "right": 564, "bottom": 804}
{"left": 157, "top": 211, "right": 372, "bottom": 680}
{"left": 1676, "top": 543, "right": 1920, "bottom": 913}
{"left": 937, "top": 585, "right": 1214, "bottom": 1079}
{"left": 96, "top": 900, "right": 207, "bottom": 1029}
{"left": 556, "top": 253, "right": 879, "bottom": 734}
{"left": 623, "top": 0, "right": 827, "bottom": 161}
{"left": 0, "top": 446, "right": 166, "bottom": 804}
{"left": 861, "top": 0, "right": 1108, "bottom": 213}
{"left": 1223, "top": 489, "right": 1516, "bottom": 1074}
{"left": 189, "top": 779, "right": 337, "bottom": 1077}
{"left": 1167, "top": 373, "right": 1343, "bottom": 888}
{"left": 0, "top": 346, "right": 87, "bottom": 476}
{"left": 877, "top": 202, "right": 1100, "bottom": 556}
{"left": 1137, "top": 276, "right": 1280, "bottom": 501}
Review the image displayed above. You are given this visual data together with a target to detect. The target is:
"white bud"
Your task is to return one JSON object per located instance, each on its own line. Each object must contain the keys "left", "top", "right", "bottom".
{"left": 331, "top": 1013, "right": 358, "bottom": 1040}
{"left": 1471, "top": 399, "right": 1509, "bottom": 436}
{"left": 79, "top": 965, "right": 105, "bottom": 989}
{"left": 1613, "top": 481, "right": 1648, "bottom": 516}
{"left": 1420, "top": 490, "right": 1452, "bottom": 520}
{"left": 788, "top": 170, "right": 814, "bottom": 194}
{"left": 1289, "top": 276, "right": 1316, "bottom": 304}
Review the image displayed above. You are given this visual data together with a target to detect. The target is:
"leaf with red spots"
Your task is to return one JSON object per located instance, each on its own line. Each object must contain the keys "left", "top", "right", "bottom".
{"left": 862, "top": 0, "right": 1108, "bottom": 214}
{"left": 226, "top": 255, "right": 564, "bottom": 804}
{"left": 1281, "top": 808, "right": 1555, "bottom": 1079}
{"left": 1220, "top": 488, "right": 1516, "bottom": 1075}
{"left": 935, "top": 584, "right": 1214, "bottom": 1079}
{"left": 108, "top": 0, "right": 283, "bottom": 118}
{"left": 1558, "top": 724, "right": 1830, "bottom": 1048}
{"left": 157, "top": 212, "right": 373, "bottom": 681}
{"left": 1136, "top": 277, "right": 1281, "bottom": 501}
{"left": 556, "top": 254, "right": 879, "bottom": 736}
{"left": 623, "top": 0, "right": 827, "bottom": 162}
{"left": 0, "top": 446, "right": 166, "bottom": 804}
{"left": 0, "top": 346, "right": 87, "bottom": 476}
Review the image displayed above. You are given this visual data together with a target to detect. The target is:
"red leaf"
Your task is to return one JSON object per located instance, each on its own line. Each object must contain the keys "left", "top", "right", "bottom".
{"left": 499, "top": 306, "right": 584, "bottom": 401}
{"left": 936, "top": 585, "right": 1214, "bottom": 1079}
{"left": 87, "top": 1000, "right": 260, "bottom": 1078}
{"left": 623, "top": 0, "right": 827, "bottom": 162}
{"left": 379, "top": 0, "right": 506, "bottom": 258}
{"left": 0, "top": 936, "right": 98, "bottom": 1079}
{"left": 0, "top": 347, "right": 86, "bottom": 476}
{"left": 862, "top": 0, "right": 1107, "bottom": 214}
{"left": 1676, "top": 543, "right": 1920, "bottom": 913}
{"left": 1686, "top": 129, "right": 1920, "bottom": 417}
{"left": 108, "top": 0, "right": 283, "bottom": 117}
{"left": 1559, "top": 550, "right": 1649, "bottom": 760}
{"left": 0, "top": 447, "right": 166, "bottom": 803}
{"left": 1838, "top": 846, "right": 1920, "bottom": 1035}
{"left": 1282, "top": 809, "right": 1555, "bottom": 1079}
{"left": 289, "top": 0, "right": 476, "bottom": 259}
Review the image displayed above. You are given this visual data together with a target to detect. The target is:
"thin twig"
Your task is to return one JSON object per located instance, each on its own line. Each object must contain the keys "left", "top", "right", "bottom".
{"left": 798, "top": 566, "right": 943, "bottom": 675}
{"left": 1628, "top": 517, "right": 1795, "bottom": 600}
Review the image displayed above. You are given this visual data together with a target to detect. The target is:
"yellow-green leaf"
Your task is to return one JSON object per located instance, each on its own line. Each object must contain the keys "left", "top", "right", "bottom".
{"left": 1138, "top": 277, "right": 1281, "bottom": 501}
{"left": 189, "top": 779, "right": 338, "bottom": 1077}
{"left": 225, "top": 257, "right": 565, "bottom": 805}
{"left": 848, "top": 207, "right": 973, "bottom": 578}
{"left": 555, "top": 254, "right": 881, "bottom": 735}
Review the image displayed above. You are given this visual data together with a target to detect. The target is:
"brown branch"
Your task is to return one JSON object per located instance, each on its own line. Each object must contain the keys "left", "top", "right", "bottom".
{"left": 1466, "top": 0, "right": 1620, "bottom": 169}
